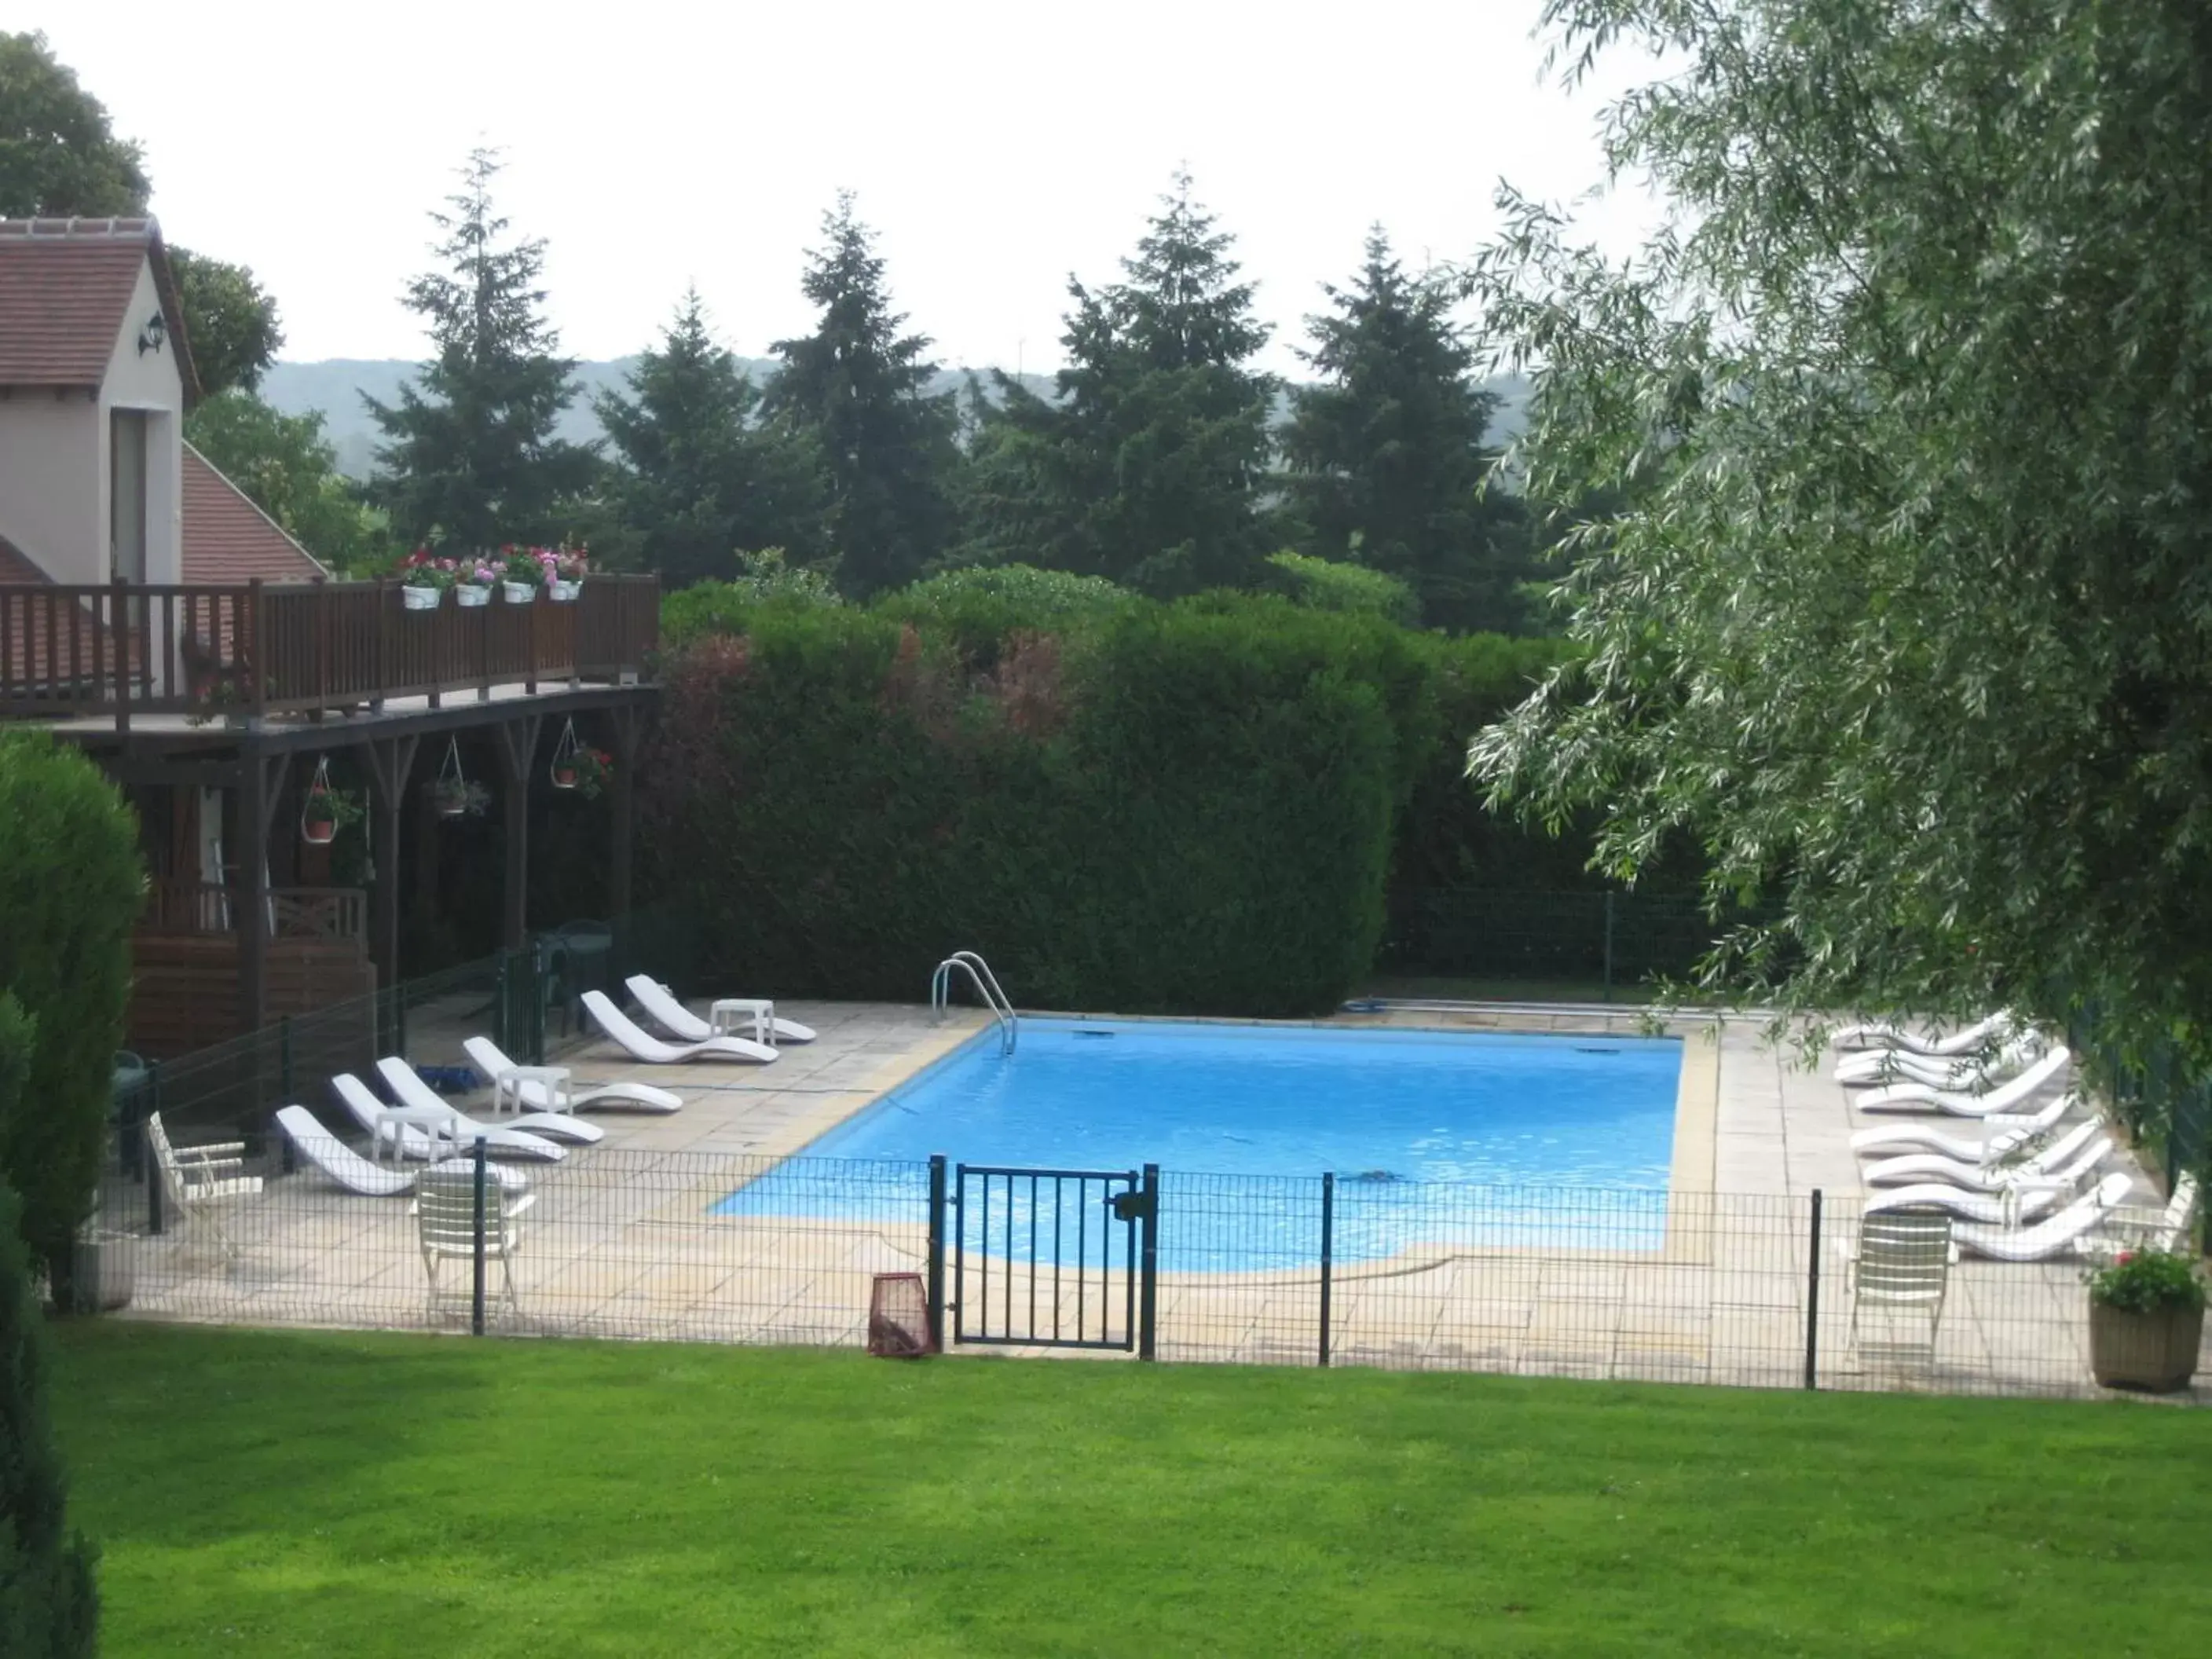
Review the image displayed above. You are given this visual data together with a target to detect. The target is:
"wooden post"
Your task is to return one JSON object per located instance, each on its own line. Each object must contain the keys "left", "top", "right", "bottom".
{"left": 111, "top": 574, "right": 131, "bottom": 733}
{"left": 247, "top": 579, "right": 267, "bottom": 727}
{"left": 606, "top": 701, "right": 645, "bottom": 924}
{"left": 494, "top": 716, "right": 544, "bottom": 950}
{"left": 361, "top": 734, "right": 419, "bottom": 994}
{"left": 238, "top": 747, "right": 291, "bottom": 1036}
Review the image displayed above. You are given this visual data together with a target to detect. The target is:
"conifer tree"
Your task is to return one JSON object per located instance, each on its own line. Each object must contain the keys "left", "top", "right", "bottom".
{"left": 365, "top": 148, "right": 594, "bottom": 551}
{"left": 597, "top": 289, "right": 828, "bottom": 588}
{"left": 964, "top": 172, "right": 1277, "bottom": 595}
{"left": 0, "top": 996, "right": 98, "bottom": 1659}
{"left": 1284, "top": 228, "right": 1536, "bottom": 632}
{"left": 763, "top": 195, "right": 957, "bottom": 598}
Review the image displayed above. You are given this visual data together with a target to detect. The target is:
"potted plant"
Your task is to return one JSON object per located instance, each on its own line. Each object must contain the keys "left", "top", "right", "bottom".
{"left": 300, "top": 783, "right": 363, "bottom": 847}
{"left": 453, "top": 558, "right": 498, "bottom": 607}
{"left": 502, "top": 548, "right": 548, "bottom": 604}
{"left": 431, "top": 778, "right": 491, "bottom": 819}
{"left": 399, "top": 551, "right": 450, "bottom": 610}
{"left": 2088, "top": 1247, "right": 2206, "bottom": 1391}
{"left": 548, "top": 548, "right": 588, "bottom": 602}
{"left": 551, "top": 745, "right": 613, "bottom": 797}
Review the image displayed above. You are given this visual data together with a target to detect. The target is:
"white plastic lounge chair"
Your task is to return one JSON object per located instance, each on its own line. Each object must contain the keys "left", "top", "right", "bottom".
{"left": 2082, "top": 1173, "right": 2200, "bottom": 1262}
{"left": 416, "top": 1163, "right": 531, "bottom": 1319}
{"left": 332, "top": 1072, "right": 566, "bottom": 1163}
{"left": 275, "top": 1104, "right": 531, "bottom": 1196}
{"left": 1848, "top": 1093, "right": 2072, "bottom": 1158}
{"left": 584, "top": 990, "right": 778, "bottom": 1064}
{"left": 376, "top": 1057, "right": 604, "bottom": 1146}
{"left": 1860, "top": 1119, "right": 2105, "bottom": 1190}
{"left": 1833, "top": 1009, "right": 2020, "bottom": 1055}
{"left": 1952, "top": 1173, "right": 2135, "bottom": 1261}
{"left": 461, "top": 1035, "right": 682, "bottom": 1115}
{"left": 1855, "top": 1046, "right": 2072, "bottom": 1115}
{"left": 624, "top": 976, "right": 819, "bottom": 1046}
{"left": 1864, "top": 1183, "right": 2063, "bottom": 1224}
{"left": 1834, "top": 1035, "right": 2040, "bottom": 1088}
{"left": 1844, "top": 1207, "right": 1954, "bottom": 1366}
{"left": 147, "top": 1110, "right": 261, "bottom": 1264}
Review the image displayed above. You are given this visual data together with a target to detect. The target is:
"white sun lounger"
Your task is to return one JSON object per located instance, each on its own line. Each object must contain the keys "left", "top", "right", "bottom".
{"left": 1855, "top": 1046, "right": 2072, "bottom": 1115}
{"left": 2082, "top": 1173, "right": 2200, "bottom": 1262}
{"left": 462, "top": 1035, "right": 683, "bottom": 1115}
{"left": 1952, "top": 1173, "right": 2134, "bottom": 1261}
{"left": 625, "top": 976, "right": 819, "bottom": 1046}
{"left": 1834, "top": 1035, "right": 2039, "bottom": 1089}
{"left": 276, "top": 1104, "right": 533, "bottom": 1196}
{"left": 377, "top": 1057, "right": 605, "bottom": 1145}
{"left": 1833, "top": 1010, "right": 2020, "bottom": 1055}
{"left": 1864, "top": 1183, "right": 2064, "bottom": 1225}
{"left": 332, "top": 1072, "right": 566, "bottom": 1163}
{"left": 1861, "top": 1119, "right": 2105, "bottom": 1191}
{"left": 1848, "top": 1093, "right": 2073, "bottom": 1159}
{"left": 584, "top": 990, "right": 778, "bottom": 1064}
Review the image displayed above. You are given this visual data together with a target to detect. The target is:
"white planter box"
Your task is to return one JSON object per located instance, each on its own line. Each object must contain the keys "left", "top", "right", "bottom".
{"left": 549, "top": 580, "right": 582, "bottom": 602}
{"left": 456, "top": 584, "right": 493, "bottom": 607}
{"left": 401, "top": 584, "right": 444, "bottom": 610}
{"left": 503, "top": 582, "right": 539, "bottom": 604}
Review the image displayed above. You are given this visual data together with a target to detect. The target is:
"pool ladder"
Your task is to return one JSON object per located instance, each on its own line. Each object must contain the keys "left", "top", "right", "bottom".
{"left": 931, "top": 950, "right": 1017, "bottom": 1056}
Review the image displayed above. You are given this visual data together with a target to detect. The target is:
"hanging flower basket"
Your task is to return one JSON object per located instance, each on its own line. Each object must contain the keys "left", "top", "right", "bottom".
{"left": 431, "top": 739, "right": 489, "bottom": 819}
{"left": 298, "top": 757, "right": 361, "bottom": 846}
{"left": 302, "top": 804, "right": 338, "bottom": 844}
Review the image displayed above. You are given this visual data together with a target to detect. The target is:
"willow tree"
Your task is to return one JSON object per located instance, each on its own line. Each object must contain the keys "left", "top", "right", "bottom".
{"left": 1466, "top": 0, "right": 2212, "bottom": 1076}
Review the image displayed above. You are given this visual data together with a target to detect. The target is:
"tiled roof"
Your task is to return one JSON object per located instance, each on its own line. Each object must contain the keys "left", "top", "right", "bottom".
{"left": 0, "top": 531, "right": 50, "bottom": 584}
{"left": 182, "top": 443, "right": 328, "bottom": 586}
{"left": 0, "top": 218, "right": 196, "bottom": 395}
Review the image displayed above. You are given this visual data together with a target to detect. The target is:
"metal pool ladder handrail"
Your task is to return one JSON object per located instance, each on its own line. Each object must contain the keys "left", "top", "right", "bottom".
{"left": 931, "top": 951, "right": 1017, "bottom": 1056}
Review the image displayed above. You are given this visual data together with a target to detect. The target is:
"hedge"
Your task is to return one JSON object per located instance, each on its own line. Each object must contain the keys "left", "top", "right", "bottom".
{"left": 637, "top": 578, "right": 1585, "bottom": 1015}
{"left": 0, "top": 734, "right": 144, "bottom": 1269}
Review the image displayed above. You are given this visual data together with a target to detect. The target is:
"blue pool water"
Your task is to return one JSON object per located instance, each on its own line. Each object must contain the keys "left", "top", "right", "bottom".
{"left": 717, "top": 1019, "right": 1683, "bottom": 1267}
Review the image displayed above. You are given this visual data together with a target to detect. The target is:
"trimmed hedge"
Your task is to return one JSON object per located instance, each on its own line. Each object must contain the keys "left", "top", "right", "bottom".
{"left": 639, "top": 583, "right": 1575, "bottom": 1015}
{"left": 0, "top": 735, "right": 144, "bottom": 1269}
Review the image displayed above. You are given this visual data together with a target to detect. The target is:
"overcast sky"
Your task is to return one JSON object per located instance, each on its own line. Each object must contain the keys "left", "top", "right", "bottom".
{"left": 38, "top": 0, "right": 1668, "bottom": 376}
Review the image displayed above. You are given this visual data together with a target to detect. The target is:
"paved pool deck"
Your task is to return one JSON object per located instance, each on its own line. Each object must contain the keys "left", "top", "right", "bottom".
{"left": 119, "top": 999, "right": 2195, "bottom": 1401}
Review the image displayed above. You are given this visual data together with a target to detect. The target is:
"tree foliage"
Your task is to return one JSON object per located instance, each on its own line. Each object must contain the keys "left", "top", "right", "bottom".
{"left": 597, "top": 288, "right": 828, "bottom": 588}
{"left": 961, "top": 173, "right": 1279, "bottom": 595}
{"left": 1284, "top": 229, "right": 1536, "bottom": 632}
{"left": 167, "top": 247, "right": 284, "bottom": 397}
{"left": 0, "top": 31, "right": 145, "bottom": 218}
{"left": 1465, "top": 0, "right": 2212, "bottom": 1070}
{"left": 0, "top": 735, "right": 141, "bottom": 1273}
{"left": 185, "top": 390, "right": 389, "bottom": 569}
{"left": 764, "top": 195, "right": 958, "bottom": 599}
{"left": 1264, "top": 550, "right": 1419, "bottom": 625}
{"left": 365, "top": 148, "right": 595, "bottom": 551}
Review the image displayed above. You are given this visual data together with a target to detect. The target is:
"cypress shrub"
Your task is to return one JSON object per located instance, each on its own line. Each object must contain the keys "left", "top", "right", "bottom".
{"left": 0, "top": 734, "right": 145, "bottom": 1272}
{"left": 0, "top": 997, "right": 100, "bottom": 1658}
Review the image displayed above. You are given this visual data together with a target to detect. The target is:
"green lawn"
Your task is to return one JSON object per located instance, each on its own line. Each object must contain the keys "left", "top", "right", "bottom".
{"left": 52, "top": 1324, "right": 2212, "bottom": 1657}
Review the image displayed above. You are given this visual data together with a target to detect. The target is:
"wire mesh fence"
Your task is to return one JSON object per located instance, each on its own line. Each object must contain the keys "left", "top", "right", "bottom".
{"left": 1375, "top": 888, "right": 1755, "bottom": 998}
{"left": 92, "top": 1130, "right": 2196, "bottom": 1402}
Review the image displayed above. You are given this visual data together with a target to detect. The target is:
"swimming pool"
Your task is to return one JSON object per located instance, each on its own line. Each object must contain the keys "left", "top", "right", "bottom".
{"left": 716, "top": 1019, "right": 1684, "bottom": 1267}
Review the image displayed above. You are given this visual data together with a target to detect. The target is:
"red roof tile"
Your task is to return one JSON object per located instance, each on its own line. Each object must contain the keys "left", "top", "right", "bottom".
{"left": 0, "top": 218, "right": 196, "bottom": 396}
{"left": 182, "top": 444, "right": 327, "bottom": 588}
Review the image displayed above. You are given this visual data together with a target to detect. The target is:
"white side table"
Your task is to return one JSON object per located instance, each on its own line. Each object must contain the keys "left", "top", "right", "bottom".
{"left": 711, "top": 998, "right": 775, "bottom": 1046}
{"left": 495, "top": 1065, "right": 572, "bottom": 1118}
{"left": 375, "top": 1102, "right": 460, "bottom": 1166}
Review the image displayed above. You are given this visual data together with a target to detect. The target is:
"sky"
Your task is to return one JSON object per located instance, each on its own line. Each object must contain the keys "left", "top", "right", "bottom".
{"left": 36, "top": 0, "right": 1671, "bottom": 377}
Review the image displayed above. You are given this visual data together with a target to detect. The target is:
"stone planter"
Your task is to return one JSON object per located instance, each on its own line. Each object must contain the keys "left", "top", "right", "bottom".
{"left": 2089, "top": 1300, "right": 2204, "bottom": 1392}
{"left": 456, "top": 584, "right": 493, "bottom": 607}
{"left": 49, "top": 1232, "right": 136, "bottom": 1314}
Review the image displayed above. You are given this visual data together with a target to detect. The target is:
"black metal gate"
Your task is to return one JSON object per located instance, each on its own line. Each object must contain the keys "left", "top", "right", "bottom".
{"left": 945, "top": 1163, "right": 1158, "bottom": 1353}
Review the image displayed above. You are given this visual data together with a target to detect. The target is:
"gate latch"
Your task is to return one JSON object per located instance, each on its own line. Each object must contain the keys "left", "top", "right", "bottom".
{"left": 1110, "top": 1188, "right": 1155, "bottom": 1222}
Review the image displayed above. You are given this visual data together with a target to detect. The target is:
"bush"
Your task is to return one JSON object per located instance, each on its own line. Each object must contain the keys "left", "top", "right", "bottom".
{"left": 0, "top": 735, "right": 144, "bottom": 1271}
{"left": 661, "top": 551, "right": 843, "bottom": 647}
{"left": 875, "top": 566, "right": 1134, "bottom": 662}
{"left": 2090, "top": 1250, "right": 2207, "bottom": 1315}
{"left": 1263, "top": 550, "right": 1420, "bottom": 625}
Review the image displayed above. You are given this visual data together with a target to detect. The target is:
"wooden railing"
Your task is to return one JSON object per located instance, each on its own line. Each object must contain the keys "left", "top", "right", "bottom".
{"left": 0, "top": 573, "right": 659, "bottom": 727}
{"left": 141, "top": 880, "right": 367, "bottom": 944}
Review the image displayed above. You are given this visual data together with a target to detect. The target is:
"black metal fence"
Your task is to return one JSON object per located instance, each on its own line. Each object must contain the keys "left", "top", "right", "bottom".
{"left": 100, "top": 1137, "right": 2192, "bottom": 1401}
{"left": 1376, "top": 888, "right": 1743, "bottom": 998}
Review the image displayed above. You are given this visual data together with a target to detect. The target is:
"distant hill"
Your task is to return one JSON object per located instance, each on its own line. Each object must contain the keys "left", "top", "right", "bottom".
{"left": 261, "top": 359, "right": 1530, "bottom": 481}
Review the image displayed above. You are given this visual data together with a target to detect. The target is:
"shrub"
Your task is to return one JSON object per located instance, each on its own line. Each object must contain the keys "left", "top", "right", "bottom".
{"left": 661, "top": 551, "right": 844, "bottom": 647}
{"left": 0, "top": 735, "right": 144, "bottom": 1271}
{"left": 1263, "top": 550, "right": 1420, "bottom": 626}
{"left": 2089, "top": 1250, "right": 2207, "bottom": 1315}
{"left": 875, "top": 566, "right": 1134, "bottom": 663}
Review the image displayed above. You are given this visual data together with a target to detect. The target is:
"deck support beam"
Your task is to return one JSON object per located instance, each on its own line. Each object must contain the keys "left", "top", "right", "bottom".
{"left": 237, "top": 747, "right": 293, "bottom": 1036}
{"left": 494, "top": 716, "right": 544, "bottom": 950}
{"left": 361, "top": 733, "right": 420, "bottom": 996}
{"left": 606, "top": 702, "right": 647, "bottom": 925}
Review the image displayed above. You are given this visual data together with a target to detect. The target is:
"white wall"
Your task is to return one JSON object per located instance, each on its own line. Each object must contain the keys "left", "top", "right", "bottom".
{"left": 98, "top": 258, "right": 185, "bottom": 586}
{"left": 0, "top": 394, "right": 100, "bottom": 580}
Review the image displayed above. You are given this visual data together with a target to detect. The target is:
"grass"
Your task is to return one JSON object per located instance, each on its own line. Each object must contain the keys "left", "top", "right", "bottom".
{"left": 53, "top": 1322, "right": 2212, "bottom": 1657}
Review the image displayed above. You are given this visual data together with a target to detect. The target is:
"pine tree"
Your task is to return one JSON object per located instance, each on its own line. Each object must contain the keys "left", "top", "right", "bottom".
{"left": 763, "top": 195, "right": 958, "bottom": 599}
{"left": 1283, "top": 228, "right": 1535, "bottom": 632}
{"left": 365, "top": 148, "right": 594, "bottom": 551}
{"left": 0, "top": 995, "right": 98, "bottom": 1659}
{"left": 963, "top": 172, "right": 1277, "bottom": 595}
{"left": 597, "top": 289, "right": 829, "bottom": 588}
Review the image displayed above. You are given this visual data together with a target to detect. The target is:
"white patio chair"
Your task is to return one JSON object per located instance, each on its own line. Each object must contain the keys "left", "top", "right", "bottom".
{"left": 146, "top": 1110, "right": 262, "bottom": 1265}
{"left": 1845, "top": 1207, "right": 1955, "bottom": 1368}
{"left": 415, "top": 1163, "right": 534, "bottom": 1320}
{"left": 462, "top": 1035, "right": 683, "bottom": 1114}
{"left": 1855, "top": 1046, "right": 2073, "bottom": 1115}
{"left": 376, "top": 1057, "right": 604, "bottom": 1146}
{"left": 625, "top": 976, "right": 819, "bottom": 1045}
{"left": 583, "top": 991, "right": 778, "bottom": 1064}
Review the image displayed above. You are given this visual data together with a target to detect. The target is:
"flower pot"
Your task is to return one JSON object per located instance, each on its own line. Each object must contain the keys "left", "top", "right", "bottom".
{"left": 551, "top": 767, "right": 578, "bottom": 790}
{"left": 401, "top": 584, "right": 444, "bottom": 611}
{"left": 549, "top": 579, "right": 581, "bottom": 602}
{"left": 433, "top": 789, "right": 467, "bottom": 819}
{"left": 2089, "top": 1300, "right": 2204, "bottom": 1392}
{"left": 456, "top": 584, "right": 492, "bottom": 608}
{"left": 302, "top": 815, "right": 337, "bottom": 846}
{"left": 503, "top": 581, "right": 539, "bottom": 604}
